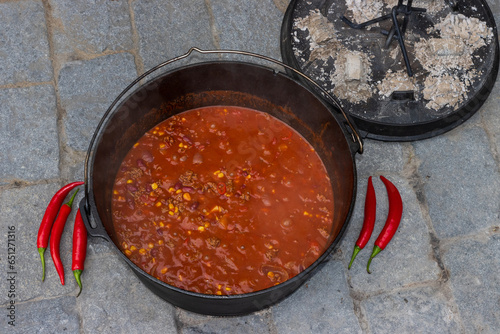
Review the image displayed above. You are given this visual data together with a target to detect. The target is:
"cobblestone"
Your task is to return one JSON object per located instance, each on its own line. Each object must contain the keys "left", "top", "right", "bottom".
{"left": 1, "top": 296, "right": 79, "bottom": 333}
{"left": 0, "top": 0, "right": 53, "bottom": 85}
{"left": 354, "top": 140, "right": 406, "bottom": 178}
{"left": 177, "top": 310, "right": 270, "bottom": 334}
{"left": 132, "top": 0, "right": 215, "bottom": 71}
{"left": 210, "top": 0, "right": 283, "bottom": 59}
{"left": 272, "top": 260, "right": 362, "bottom": 334}
{"left": 362, "top": 286, "right": 462, "bottom": 333}
{"left": 58, "top": 53, "right": 137, "bottom": 152}
{"left": 413, "top": 124, "right": 500, "bottom": 239}
{"left": 0, "top": 1, "right": 499, "bottom": 333}
{"left": 442, "top": 234, "right": 500, "bottom": 333}
{"left": 0, "top": 85, "right": 59, "bottom": 181}
{"left": 77, "top": 255, "right": 178, "bottom": 334}
{"left": 49, "top": 0, "right": 133, "bottom": 59}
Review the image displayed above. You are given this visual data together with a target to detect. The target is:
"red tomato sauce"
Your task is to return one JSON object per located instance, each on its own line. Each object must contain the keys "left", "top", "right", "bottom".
{"left": 111, "top": 106, "right": 334, "bottom": 295}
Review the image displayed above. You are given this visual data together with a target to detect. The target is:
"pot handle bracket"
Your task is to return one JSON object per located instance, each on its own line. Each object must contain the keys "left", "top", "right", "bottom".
{"left": 79, "top": 197, "right": 111, "bottom": 241}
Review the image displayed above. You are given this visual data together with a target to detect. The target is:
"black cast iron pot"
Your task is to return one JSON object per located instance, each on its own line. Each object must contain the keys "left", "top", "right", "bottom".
{"left": 79, "top": 48, "right": 363, "bottom": 316}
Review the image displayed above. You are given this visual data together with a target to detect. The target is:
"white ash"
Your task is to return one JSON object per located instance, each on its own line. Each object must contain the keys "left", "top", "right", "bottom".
{"left": 414, "top": 38, "right": 471, "bottom": 74}
{"left": 433, "top": 13, "right": 494, "bottom": 48}
{"left": 294, "top": 9, "right": 340, "bottom": 63}
{"left": 422, "top": 73, "right": 474, "bottom": 110}
{"left": 293, "top": 1, "right": 495, "bottom": 112}
{"left": 414, "top": 12, "right": 494, "bottom": 109}
{"left": 330, "top": 49, "right": 373, "bottom": 104}
{"left": 294, "top": 9, "right": 373, "bottom": 103}
{"left": 344, "top": 0, "right": 390, "bottom": 25}
{"left": 412, "top": 0, "right": 446, "bottom": 14}
{"left": 377, "top": 70, "right": 417, "bottom": 98}
{"left": 344, "top": 0, "right": 444, "bottom": 26}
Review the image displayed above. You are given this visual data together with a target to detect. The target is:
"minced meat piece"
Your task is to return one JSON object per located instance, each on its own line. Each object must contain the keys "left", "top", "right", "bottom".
{"left": 204, "top": 182, "right": 219, "bottom": 194}
{"left": 207, "top": 237, "right": 221, "bottom": 248}
{"left": 179, "top": 170, "right": 197, "bottom": 186}
{"left": 265, "top": 248, "right": 279, "bottom": 260}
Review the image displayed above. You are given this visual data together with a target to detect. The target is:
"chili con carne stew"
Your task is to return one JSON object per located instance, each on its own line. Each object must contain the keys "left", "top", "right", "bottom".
{"left": 111, "top": 106, "right": 334, "bottom": 295}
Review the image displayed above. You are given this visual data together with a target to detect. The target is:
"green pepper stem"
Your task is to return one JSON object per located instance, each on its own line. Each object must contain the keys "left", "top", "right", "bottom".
{"left": 348, "top": 245, "right": 361, "bottom": 269}
{"left": 73, "top": 270, "right": 83, "bottom": 297}
{"left": 38, "top": 247, "right": 46, "bottom": 281}
{"left": 367, "top": 245, "right": 382, "bottom": 274}
{"left": 66, "top": 188, "right": 79, "bottom": 208}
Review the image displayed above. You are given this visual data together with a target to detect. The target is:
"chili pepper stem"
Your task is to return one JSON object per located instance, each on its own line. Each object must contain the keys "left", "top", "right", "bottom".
{"left": 38, "top": 247, "right": 46, "bottom": 281}
{"left": 367, "top": 245, "right": 382, "bottom": 274}
{"left": 66, "top": 189, "right": 79, "bottom": 207}
{"left": 73, "top": 270, "right": 83, "bottom": 297}
{"left": 348, "top": 245, "right": 362, "bottom": 269}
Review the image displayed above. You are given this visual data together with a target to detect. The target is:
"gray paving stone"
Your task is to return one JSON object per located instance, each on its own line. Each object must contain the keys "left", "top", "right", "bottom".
{"left": 340, "top": 175, "right": 440, "bottom": 293}
{"left": 85, "top": 233, "right": 115, "bottom": 257}
{"left": 49, "top": 0, "right": 133, "bottom": 58}
{"left": 0, "top": 183, "right": 80, "bottom": 305}
{"left": 273, "top": 0, "right": 290, "bottom": 13}
{"left": 58, "top": 53, "right": 137, "bottom": 152}
{"left": 0, "top": 0, "right": 53, "bottom": 85}
{"left": 178, "top": 310, "right": 270, "bottom": 334}
{"left": 413, "top": 125, "right": 500, "bottom": 239}
{"left": 362, "top": 286, "right": 462, "bottom": 333}
{"left": 133, "top": 1, "right": 215, "bottom": 71}
{"left": 67, "top": 155, "right": 86, "bottom": 183}
{"left": 0, "top": 85, "right": 59, "bottom": 181}
{"left": 486, "top": 0, "right": 500, "bottom": 25}
{"left": 78, "top": 253, "right": 177, "bottom": 334}
{"left": 0, "top": 1, "right": 499, "bottom": 333}
{"left": 480, "top": 80, "right": 500, "bottom": 154}
{"left": 0, "top": 296, "right": 79, "bottom": 333}
{"left": 354, "top": 139, "right": 406, "bottom": 178}
{"left": 210, "top": 0, "right": 283, "bottom": 60}
{"left": 442, "top": 234, "right": 500, "bottom": 334}
{"left": 272, "top": 260, "right": 362, "bottom": 334}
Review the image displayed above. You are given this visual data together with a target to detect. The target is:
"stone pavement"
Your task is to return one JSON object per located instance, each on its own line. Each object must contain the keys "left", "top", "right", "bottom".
{"left": 0, "top": 0, "right": 499, "bottom": 333}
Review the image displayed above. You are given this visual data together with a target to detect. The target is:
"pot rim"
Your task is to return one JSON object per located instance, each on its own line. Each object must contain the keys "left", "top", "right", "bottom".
{"left": 83, "top": 49, "right": 362, "bottom": 197}
{"left": 80, "top": 51, "right": 359, "bottom": 306}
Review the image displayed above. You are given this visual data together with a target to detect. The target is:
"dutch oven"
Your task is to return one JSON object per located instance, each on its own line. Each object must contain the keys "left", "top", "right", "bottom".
{"left": 79, "top": 48, "right": 363, "bottom": 316}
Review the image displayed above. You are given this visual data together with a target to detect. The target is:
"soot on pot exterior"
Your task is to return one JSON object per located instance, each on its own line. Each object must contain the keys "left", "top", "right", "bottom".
{"left": 79, "top": 61, "right": 359, "bottom": 316}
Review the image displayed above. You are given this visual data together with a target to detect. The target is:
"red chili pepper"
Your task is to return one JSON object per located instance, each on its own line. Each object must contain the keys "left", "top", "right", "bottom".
{"left": 50, "top": 189, "right": 79, "bottom": 285}
{"left": 72, "top": 209, "right": 87, "bottom": 297}
{"left": 348, "top": 176, "right": 376, "bottom": 269}
{"left": 367, "top": 176, "right": 403, "bottom": 274}
{"left": 37, "top": 181, "right": 84, "bottom": 281}
{"left": 217, "top": 182, "right": 226, "bottom": 195}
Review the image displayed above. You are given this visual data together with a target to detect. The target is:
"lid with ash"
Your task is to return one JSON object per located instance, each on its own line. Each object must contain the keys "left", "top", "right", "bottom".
{"left": 281, "top": 0, "right": 499, "bottom": 141}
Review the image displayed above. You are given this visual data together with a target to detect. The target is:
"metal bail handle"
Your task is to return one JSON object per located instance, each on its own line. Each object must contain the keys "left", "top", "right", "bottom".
{"left": 83, "top": 47, "right": 364, "bottom": 198}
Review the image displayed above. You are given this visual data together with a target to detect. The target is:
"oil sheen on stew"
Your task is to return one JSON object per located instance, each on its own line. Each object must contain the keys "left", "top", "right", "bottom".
{"left": 111, "top": 106, "right": 334, "bottom": 295}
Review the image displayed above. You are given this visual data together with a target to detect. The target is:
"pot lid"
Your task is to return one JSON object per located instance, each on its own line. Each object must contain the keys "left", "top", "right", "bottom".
{"left": 281, "top": 0, "right": 499, "bottom": 141}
